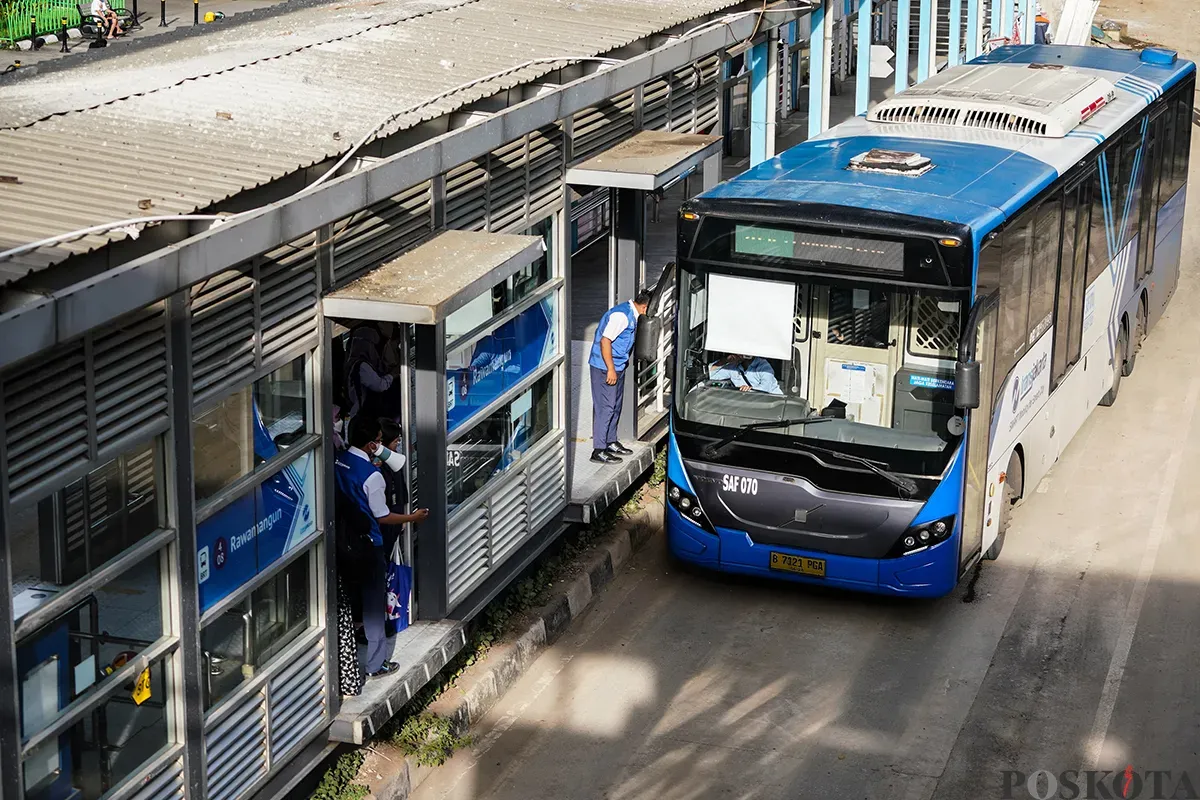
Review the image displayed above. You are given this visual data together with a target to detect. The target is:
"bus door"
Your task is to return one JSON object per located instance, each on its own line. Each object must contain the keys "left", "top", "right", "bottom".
{"left": 961, "top": 299, "right": 999, "bottom": 572}
{"left": 810, "top": 285, "right": 903, "bottom": 426}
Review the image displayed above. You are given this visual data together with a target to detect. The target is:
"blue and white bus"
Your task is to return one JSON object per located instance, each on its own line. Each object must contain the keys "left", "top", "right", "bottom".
{"left": 665, "top": 45, "right": 1194, "bottom": 597}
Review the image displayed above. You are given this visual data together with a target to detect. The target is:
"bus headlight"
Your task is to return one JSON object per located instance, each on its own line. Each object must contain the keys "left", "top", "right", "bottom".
{"left": 887, "top": 515, "right": 956, "bottom": 557}
{"left": 666, "top": 479, "right": 713, "bottom": 533}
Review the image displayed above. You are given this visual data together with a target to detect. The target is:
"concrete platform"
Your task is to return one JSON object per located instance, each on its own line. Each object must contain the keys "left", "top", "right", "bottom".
{"left": 566, "top": 340, "right": 658, "bottom": 523}
{"left": 329, "top": 619, "right": 466, "bottom": 744}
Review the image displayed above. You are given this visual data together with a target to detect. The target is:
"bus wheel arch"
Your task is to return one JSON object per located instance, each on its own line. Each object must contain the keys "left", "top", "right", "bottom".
{"left": 985, "top": 450, "right": 1022, "bottom": 561}
{"left": 1124, "top": 296, "right": 1147, "bottom": 376}
{"left": 1100, "top": 321, "right": 1129, "bottom": 407}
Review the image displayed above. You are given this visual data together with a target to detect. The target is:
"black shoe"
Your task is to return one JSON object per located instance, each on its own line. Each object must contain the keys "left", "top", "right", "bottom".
{"left": 606, "top": 442, "right": 633, "bottom": 455}
{"left": 367, "top": 661, "right": 399, "bottom": 678}
{"left": 590, "top": 449, "right": 622, "bottom": 464}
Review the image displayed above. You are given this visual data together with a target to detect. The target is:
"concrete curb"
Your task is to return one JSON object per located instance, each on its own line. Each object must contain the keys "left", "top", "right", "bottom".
{"left": 359, "top": 495, "right": 664, "bottom": 800}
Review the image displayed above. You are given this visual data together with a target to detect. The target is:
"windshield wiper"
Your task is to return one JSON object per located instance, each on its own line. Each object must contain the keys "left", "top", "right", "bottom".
{"left": 701, "top": 417, "right": 832, "bottom": 459}
{"left": 787, "top": 440, "right": 921, "bottom": 499}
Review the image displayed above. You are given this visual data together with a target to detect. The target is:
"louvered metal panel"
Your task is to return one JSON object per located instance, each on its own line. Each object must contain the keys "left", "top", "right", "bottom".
{"left": 642, "top": 76, "right": 671, "bottom": 131}
{"left": 571, "top": 90, "right": 636, "bottom": 162}
{"left": 205, "top": 692, "right": 268, "bottom": 800}
{"left": 445, "top": 160, "right": 489, "bottom": 232}
{"left": 446, "top": 432, "right": 566, "bottom": 607}
{"left": 93, "top": 304, "right": 169, "bottom": 455}
{"left": 526, "top": 125, "right": 565, "bottom": 223}
{"left": 191, "top": 269, "right": 256, "bottom": 404}
{"left": 488, "top": 478, "right": 529, "bottom": 565}
{"left": 259, "top": 238, "right": 319, "bottom": 365}
{"left": 3, "top": 342, "right": 88, "bottom": 497}
{"left": 331, "top": 182, "right": 433, "bottom": 286}
{"left": 126, "top": 758, "right": 185, "bottom": 800}
{"left": 526, "top": 440, "right": 565, "bottom": 532}
{"left": 669, "top": 62, "right": 703, "bottom": 132}
{"left": 1, "top": 303, "right": 168, "bottom": 503}
{"left": 447, "top": 506, "right": 489, "bottom": 605}
{"left": 693, "top": 55, "right": 721, "bottom": 134}
{"left": 268, "top": 639, "right": 326, "bottom": 761}
{"left": 488, "top": 138, "right": 528, "bottom": 233}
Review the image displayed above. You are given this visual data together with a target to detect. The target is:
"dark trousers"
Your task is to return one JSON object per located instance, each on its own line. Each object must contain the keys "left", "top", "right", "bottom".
{"left": 590, "top": 365, "right": 626, "bottom": 450}
{"left": 360, "top": 545, "right": 390, "bottom": 674}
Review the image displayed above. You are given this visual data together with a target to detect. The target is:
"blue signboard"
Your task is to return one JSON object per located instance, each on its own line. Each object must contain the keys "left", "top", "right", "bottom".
{"left": 197, "top": 402, "right": 318, "bottom": 613}
{"left": 446, "top": 295, "right": 556, "bottom": 433}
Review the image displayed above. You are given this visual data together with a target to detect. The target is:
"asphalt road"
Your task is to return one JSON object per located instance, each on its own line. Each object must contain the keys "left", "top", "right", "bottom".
{"left": 408, "top": 136, "right": 1200, "bottom": 800}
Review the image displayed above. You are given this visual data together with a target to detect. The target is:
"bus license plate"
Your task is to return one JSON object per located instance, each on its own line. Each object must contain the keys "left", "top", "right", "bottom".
{"left": 769, "top": 552, "right": 826, "bottom": 577}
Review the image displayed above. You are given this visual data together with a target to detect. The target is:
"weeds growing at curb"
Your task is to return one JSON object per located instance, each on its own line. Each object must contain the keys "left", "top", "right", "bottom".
{"left": 311, "top": 751, "right": 369, "bottom": 800}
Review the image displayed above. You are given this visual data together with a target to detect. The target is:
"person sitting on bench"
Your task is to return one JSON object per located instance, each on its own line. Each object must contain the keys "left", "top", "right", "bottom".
{"left": 91, "top": 0, "right": 123, "bottom": 38}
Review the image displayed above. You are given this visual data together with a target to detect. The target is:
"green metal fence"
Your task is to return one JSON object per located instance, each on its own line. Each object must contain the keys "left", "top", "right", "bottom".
{"left": 1, "top": 0, "right": 127, "bottom": 46}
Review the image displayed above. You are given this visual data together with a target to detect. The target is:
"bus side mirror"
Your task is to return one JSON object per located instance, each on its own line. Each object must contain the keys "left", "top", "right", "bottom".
{"left": 954, "top": 361, "right": 980, "bottom": 410}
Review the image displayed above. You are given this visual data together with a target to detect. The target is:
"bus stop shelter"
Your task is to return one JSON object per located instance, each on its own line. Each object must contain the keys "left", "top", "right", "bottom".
{"left": 565, "top": 129, "right": 723, "bottom": 522}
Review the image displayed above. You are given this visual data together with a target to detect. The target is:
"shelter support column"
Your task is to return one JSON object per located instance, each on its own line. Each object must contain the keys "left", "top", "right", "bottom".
{"left": 703, "top": 154, "right": 720, "bottom": 191}
{"left": 855, "top": 0, "right": 871, "bottom": 115}
{"left": 808, "top": 0, "right": 832, "bottom": 138}
{"left": 749, "top": 28, "right": 779, "bottom": 167}
{"left": 414, "top": 322, "right": 449, "bottom": 620}
{"left": 614, "top": 187, "right": 642, "bottom": 445}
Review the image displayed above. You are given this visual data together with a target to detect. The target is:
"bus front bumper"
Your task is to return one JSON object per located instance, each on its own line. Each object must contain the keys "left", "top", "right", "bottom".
{"left": 666, "top": 504, "right": 957, "bottom": 598}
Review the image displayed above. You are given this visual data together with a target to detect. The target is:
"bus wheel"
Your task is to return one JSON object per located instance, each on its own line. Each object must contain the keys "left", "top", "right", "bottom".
{"left": 984, "top": 481, "right": 1013, "bottom": 561}
{"left": 985, "top": 456, "right": 1021, "bottom": 561}
{"left": 1122, "top": 302, "right": 1146, "bottom": 377}
{"left": 1100, "top": 327, "right": 1127, "bottom": 407}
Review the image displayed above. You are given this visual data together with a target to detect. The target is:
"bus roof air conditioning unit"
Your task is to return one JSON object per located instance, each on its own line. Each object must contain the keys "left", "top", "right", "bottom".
{"left": 868, "top": 64, "right": 1118, "bottom": 138}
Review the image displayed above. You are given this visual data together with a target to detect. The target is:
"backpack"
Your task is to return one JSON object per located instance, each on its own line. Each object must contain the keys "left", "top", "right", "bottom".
{"left": 334, "top": 495, "right": 377, "bottom": 577}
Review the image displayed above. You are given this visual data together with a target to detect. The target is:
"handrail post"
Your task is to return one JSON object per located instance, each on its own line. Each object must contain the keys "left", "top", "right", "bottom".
{"left": 158, "top": 0, "right": 167, "bottom": 27}
{"left": 59, "top": 15, "right": 69, "bottom": 51}
{"left": 192, "top": 0, "right": 198, "bottom": 25}
{"left": 30, "top": 14, "right": 41, "bottom": 50}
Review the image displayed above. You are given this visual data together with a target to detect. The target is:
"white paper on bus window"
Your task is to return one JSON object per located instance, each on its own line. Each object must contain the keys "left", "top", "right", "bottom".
{"left": 705, "top": 274, "right": 796, "bottom": 361}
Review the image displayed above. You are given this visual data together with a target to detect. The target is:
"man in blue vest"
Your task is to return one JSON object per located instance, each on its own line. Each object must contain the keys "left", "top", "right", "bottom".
{"left": 335, "top": 415, "right": 428, "bottom": 677}
{"left": 589, "top": 290, "right": 651, "bottom": 464}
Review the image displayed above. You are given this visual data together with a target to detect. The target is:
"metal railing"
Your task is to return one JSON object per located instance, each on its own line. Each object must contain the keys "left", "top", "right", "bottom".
{"left": 636, "top": 264, "right": 677, "bottom": 436}
{"left": 0, "top": 0, "right": 126, "bottom": 45}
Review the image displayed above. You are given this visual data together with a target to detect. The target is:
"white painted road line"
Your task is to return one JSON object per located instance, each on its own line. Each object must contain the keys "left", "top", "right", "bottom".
{"left": 1083, "top": 374, "right": 1200, "bottom": 771}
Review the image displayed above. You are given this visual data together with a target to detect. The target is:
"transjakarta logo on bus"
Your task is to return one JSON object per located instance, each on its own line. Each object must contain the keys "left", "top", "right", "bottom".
{"left": 1009, "top": 352, "right": 1049, "bottom": 422}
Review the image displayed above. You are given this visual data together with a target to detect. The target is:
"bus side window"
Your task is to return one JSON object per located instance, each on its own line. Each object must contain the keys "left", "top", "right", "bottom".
{"left": 1087, "top": 150, "right": 1115, "bottom": 285}
{"left": 1158, "top": 101, "right": 1177, "bottom": 209}
{"left": 996, "top": 216, "right": 1033, "bottom": 391}
{"left": 1068, "top": 179, "right": 1092, "bottom": 368}
{"left": 1029, "top": 196, "right": 1061, "bottom": 347}
{"left": 1172, "top": 92, "right": 1193, "bottom": 195}
{"left": 1053, "top": 186, "right": 1081, "bottom": 387}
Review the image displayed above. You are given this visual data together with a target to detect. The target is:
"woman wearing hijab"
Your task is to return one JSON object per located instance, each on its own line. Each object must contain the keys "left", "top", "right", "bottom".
{"left": 344, "top": 325, "right": 402, "bottom": 423}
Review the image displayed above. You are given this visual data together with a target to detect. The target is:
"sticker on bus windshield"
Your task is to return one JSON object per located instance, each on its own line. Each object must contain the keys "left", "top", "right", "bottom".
{"left": 909, "top": 375, "right": 954, "bottom": 390}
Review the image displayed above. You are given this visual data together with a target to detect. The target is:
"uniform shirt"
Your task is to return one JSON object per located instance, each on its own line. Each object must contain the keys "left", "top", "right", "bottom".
{"left": 347, "top": 446, "right": 390, "bottom": 519}
{"left": 600, "top": 300, "right": 640, "bottom": 342}
{"left": 709, "top": 357, "right": 784, "bottom": 395}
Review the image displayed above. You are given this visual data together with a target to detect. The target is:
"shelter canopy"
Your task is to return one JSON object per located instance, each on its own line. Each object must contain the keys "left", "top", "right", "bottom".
{"left": 322, "top": 230, "right": 544, "bottom": 325}
{"left": 565, "top": 130, "right": 723, "bottom": 191}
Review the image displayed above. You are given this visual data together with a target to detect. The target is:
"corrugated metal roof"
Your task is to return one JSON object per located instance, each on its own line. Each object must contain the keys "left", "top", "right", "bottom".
{"left": 0, "top": 0, "right": 741, "bottom": 283}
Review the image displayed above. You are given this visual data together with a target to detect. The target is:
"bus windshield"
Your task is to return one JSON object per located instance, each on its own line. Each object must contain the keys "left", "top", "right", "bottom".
{"left": 674, "top": 265, "right": 966, "bottom": 476}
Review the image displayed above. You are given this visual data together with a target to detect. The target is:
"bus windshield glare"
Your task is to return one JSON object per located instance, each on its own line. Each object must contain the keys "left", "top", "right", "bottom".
{"left": 674, "top": 264, "right": 966, "bottom": 478}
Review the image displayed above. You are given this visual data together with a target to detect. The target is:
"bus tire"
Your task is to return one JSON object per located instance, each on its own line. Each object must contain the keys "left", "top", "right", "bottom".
{"left": 985, "top": 455, "right": 1020, "bottom": 561}
{"left": 1099, "top": 327, "right": 1127, "bottom": 407}
{"left": 985, "top": 481, "right": 1015, "bottom": 561}
{"left": 1122, "top": 302, "right": 1145, "bottom": 377}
